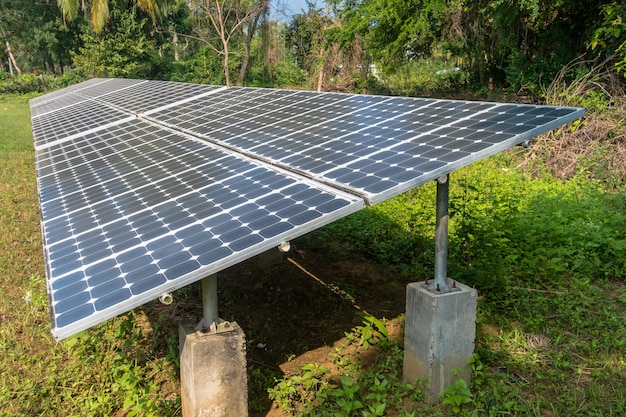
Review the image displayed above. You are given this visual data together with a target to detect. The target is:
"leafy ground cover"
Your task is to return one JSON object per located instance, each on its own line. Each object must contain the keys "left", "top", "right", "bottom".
{"left": 0, "top": 93, "right": 624, "bottom": 417}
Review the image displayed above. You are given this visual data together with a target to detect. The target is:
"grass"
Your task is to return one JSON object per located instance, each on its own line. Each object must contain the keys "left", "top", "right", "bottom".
{"left": 0, "top": 94, "right": 180, "bottom": 416}
{"left": 0, "top": 94, "right": 35, "bottom": 152}
{"left": 1, "top": 92, "right": 625, "bottom": 416}
{"left": 289, "top": 155, "right": 626, "bottom": 416}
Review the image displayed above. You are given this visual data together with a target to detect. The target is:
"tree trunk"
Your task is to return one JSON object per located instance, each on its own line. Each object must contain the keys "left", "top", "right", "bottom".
{"left": 236, "top": 42, "right": 251, "bottom": 86}
{"left": 5, "top": 41, "right": 21, "bottom": 75}
{"left": 316, "top": 62, "right": 324, "bottom": 92}
{"left": 172, "top": 31, "right": 180, "bottom": 62}
{"left": 236, "top": 1, "right": 268, "bottom": 86}
{"left": 223, "top": 49, "right": 230, "bottom": 86}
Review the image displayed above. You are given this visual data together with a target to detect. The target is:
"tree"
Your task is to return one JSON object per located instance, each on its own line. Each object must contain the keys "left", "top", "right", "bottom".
{"left": 591, "top": 1, "right": 626, "bottom": 76}
{"left": 1, "top": 0, "right": 77, "bottom": 75}
{"left": 1, "top": 1, "right": 25, "bottom": 74}
{"left": 236, "top": 0, "right": 269, "bottom": 85}
{"left": 57, "top": 0, "right": 165, "bottom": 33}
{"left": 330, "top": 0, "right": 451, "bottom": 74}
{"left": 71, "top": 5, "right": 166, "bottom": 78}
{"left": 186, "top": 0, "right": 268, "bottom": 86}
{"left": 456, "top": 0, "right": 603, "bottom": 91}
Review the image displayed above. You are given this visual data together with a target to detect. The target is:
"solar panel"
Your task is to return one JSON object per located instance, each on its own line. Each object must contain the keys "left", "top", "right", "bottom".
{"left": 30, "top": 78, "right": 584, "bottom": 339}
{"left": 32, "top": 100, "right": 133, "bottom": 150}
{"left": 35, "top": 120, "right": 361, "bottom": 339}
{"left": 147, "top": 89, "right": 582, "bottom": 204}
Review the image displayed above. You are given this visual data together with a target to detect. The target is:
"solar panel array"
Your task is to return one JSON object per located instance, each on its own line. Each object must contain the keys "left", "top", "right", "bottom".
{"left": 30, "top": 78, "right": 584, "bottom": 339}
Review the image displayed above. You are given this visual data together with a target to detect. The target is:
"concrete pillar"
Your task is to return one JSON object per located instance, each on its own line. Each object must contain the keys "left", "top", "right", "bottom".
{"left": 179, "top": 322, "right": 248, "bottom": 417}
{"left": 403, "top": 280, "right": 478, "bottom": 403}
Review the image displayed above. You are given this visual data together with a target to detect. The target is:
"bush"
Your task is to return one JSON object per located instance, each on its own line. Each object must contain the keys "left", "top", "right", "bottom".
{"left": 380, "top": 60, "right": 470, "bottom": 96}
{"left": 269, "top": 60, "right": 307, "bottom": 87}
{"left": 0, "top": 73, "right": 44, "bottom": 95}
{"left": 0, "top": 72, "right": 88, "bottom": 96}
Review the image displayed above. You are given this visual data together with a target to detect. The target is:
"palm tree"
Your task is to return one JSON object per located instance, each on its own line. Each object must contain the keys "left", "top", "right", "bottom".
{"left": 57, "top": 0, "right": 164, "bottom": 33}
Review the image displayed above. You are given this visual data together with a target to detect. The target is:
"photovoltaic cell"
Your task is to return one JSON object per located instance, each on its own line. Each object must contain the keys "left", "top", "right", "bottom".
{"left": 146, "top": 89, "right": 583, "bottom": 204}
{"left": 84, "top": 79, "right": 225, "bottom": 113}
{"left": 32, "top": 100, "right": 132, "bottom": 149}
{"left": 29, "top": 78, "right": 109, "bottom": 115}
{"left": 30, "top": 78, "right": 584, "bottom": 339}
{"left": 35, "top": 118, "right": 362, "bottom": 339}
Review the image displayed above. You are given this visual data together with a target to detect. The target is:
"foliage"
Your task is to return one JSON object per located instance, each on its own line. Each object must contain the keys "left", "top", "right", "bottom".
{"left": 57, "top": 0, "right": 165, "bottom": 33}
{"left": 330, "top": 0, "right": 451, "bottom": 74}
{"left": 168, "top": 46, "right": 228, "bottom": 85}
{"left": 1, "top": 0, "right": 78, "bottom": 75}
{"left": 268, "top": 363, "right": 331, "bottom": 413}
{"left": 440, "top": 378, "right": 473, "bottom": 414}
{"left": 184, "top": 0, "right": 269, "bottom": 86}
{"left": 1, "top": 0, "right": 623, "bottom": 96}
{"left": 0, "top": 73, "right": 44, "bottom": 95}
{"left": 61, "top": 313, "right": 177, "bottom": 416}
{"left": 591, "top": 2, "right": 626, "bottom": 75}
{"left": 324, "top": 0, "right": 608, "bottom": 93}
{"left": 351, "top": 312, "right": 389, "bottom": 350}
{"left": 264, "top": 60, "right": 308, "bottom": 87}
{"left": 376, "top": 59, "right": 470, "bottom": 96}
{"left": 71, "top": 6, "right": 165, "bottom": 79}
{"left": 0, "top": 71, "right": 85, "bottom": 95}
{"left": 288, "top": 4, "right": 335, "bottom": 72}
{"left": 269, "top": 334, "right": 424, "bottom": 417}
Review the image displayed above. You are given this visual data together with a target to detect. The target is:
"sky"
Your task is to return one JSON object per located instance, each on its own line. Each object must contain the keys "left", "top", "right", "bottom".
{"left": 270, "top": 0, "right": 322, "bottom": 21}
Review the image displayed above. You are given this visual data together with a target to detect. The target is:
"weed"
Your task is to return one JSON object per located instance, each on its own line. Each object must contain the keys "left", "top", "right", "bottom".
{"left": 351, "top": 312, "right": 388, "bottom": 350}
{"left": 440, "top": 378, "right": 473, "bottom": 414}
{"left": 268, "top": 363, "right": 330, "bottom": 413}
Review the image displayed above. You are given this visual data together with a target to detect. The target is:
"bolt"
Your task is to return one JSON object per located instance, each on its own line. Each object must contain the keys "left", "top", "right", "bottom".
{"left": 425, "top": 279, "right": 430, "bottom": 285}
{"left": 436, "top": 283, "right": 441, "bottom": 291}
{"left": 452, "top": 280, "right": 457, "bottom": 288}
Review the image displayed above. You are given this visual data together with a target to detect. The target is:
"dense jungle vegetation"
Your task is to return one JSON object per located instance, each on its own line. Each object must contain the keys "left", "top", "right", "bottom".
{"left": 1, "top": 1, "right": 625, "bottom": 416}
{"left": 0, "top": 0, "right": 625, "bottom": 97}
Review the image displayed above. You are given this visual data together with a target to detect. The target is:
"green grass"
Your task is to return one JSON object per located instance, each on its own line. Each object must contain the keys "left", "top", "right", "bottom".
{"left": 0, "top": 94, "right": 36, "bottom": 152}
{"left": 1, "top": 92, "right": 625, "bottom": 416}
{"left": 293, "top": 154, "right": 626, "bottom": 416}
{"left": 0, "top": 94, "right": 180, "bottom": 416}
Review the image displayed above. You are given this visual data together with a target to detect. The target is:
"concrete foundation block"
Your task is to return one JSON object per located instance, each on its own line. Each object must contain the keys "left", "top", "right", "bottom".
{"left": 403, "top": 280, "right": 478, "bottom": 403}
{"left": 179, "top": 322, "right": 248, "bottom": 417}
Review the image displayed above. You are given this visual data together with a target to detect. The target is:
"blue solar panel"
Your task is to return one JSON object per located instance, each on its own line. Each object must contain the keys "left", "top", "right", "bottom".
{"left": 30, "top": 78, "right": 584, "bottom": 339}
{"left": 35, "top": 119, "right": 361, "bottom": 339}
{"left": 147, "top": 89, "right": 583, "bottom": 204}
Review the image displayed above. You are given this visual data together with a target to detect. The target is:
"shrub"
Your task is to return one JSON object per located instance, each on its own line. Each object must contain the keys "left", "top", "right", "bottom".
{"left": 0, "top": 73, "right": 44, "bottom": 94}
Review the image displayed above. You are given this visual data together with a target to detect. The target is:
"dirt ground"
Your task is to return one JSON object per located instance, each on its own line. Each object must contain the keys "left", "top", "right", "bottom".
{"left": 158, "top": 240, "right": 413, "bottom": 416}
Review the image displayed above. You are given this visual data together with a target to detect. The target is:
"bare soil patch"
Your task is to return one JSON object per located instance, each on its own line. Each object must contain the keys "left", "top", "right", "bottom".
{"left": 148, "top": 242, "right": 412, "bottom": 416}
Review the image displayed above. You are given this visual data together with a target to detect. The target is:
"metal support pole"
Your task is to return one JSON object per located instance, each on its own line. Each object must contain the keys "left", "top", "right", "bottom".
{"left": 425, "top": 174, "right": 455, "bottom": 293}
{"left": 200, "top": 274, "right": 218, "bottom": 331}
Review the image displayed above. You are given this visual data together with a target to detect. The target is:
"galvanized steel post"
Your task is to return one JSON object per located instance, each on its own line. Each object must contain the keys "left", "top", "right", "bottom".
{"left": 201, "top": 274, "right": 218, "bottom": 331}
{"left": 430, "top": 174, "right": 450, "bottom": 292}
